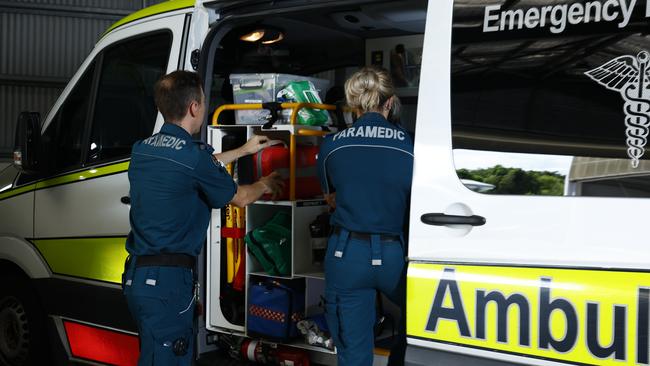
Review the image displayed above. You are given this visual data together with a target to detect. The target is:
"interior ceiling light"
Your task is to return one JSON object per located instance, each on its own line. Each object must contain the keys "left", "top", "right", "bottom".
{"left": 261, "top": 32, "right": 284, "bottom": 45}
{"left": 240, "top": 29, "right": 265, "bottom": 42}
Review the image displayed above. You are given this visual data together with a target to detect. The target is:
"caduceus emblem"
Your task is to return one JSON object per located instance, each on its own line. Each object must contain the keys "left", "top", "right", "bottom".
{"left": 585, "top": 51, "right": 650, "bottom": 168}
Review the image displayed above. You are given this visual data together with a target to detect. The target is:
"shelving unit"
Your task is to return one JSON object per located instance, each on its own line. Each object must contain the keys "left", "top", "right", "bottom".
{"left": 206, "top": 120, "right": 335, "bottom": 359}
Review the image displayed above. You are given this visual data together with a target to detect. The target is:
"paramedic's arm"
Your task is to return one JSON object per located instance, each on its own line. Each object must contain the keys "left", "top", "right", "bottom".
{"left": 230, "top": 173, "right": 284, "bottom": 207}
{"left": 213, "top": 135, "right": 279, "bottom": 165}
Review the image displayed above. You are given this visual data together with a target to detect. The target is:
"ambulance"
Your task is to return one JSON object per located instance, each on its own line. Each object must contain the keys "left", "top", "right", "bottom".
{"left": 2, "top": 0, "right": 650, "bottom": 365}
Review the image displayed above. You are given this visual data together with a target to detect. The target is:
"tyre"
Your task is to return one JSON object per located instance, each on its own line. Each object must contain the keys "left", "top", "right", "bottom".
{"left": 0, "top": 274, "right": 47, "bottom": 366}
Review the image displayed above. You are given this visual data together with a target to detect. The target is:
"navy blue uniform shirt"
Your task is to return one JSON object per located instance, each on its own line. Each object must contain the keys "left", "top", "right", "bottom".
{"left": 317, "top": 112, "right": 414, "bottom": 235}
{"left": 126, "top": 123, "right": 237, "bottom": 257}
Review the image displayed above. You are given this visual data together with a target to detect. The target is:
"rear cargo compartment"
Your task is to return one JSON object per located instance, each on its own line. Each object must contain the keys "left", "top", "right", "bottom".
{"left": 201, "top": 1, "right": 425, "bottom": 363}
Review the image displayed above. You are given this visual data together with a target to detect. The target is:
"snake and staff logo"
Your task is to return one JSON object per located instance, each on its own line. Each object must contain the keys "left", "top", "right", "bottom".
{"left": 585, "top": 51, "right": 650, "bottom": 168}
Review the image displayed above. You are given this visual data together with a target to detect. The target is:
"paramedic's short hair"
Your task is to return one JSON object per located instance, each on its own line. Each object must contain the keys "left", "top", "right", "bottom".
{"left": 344, "top": 67, "right": 395, "bottom": 114}
{"left": 154, "top": 71, "right": 203, "bottom": 123}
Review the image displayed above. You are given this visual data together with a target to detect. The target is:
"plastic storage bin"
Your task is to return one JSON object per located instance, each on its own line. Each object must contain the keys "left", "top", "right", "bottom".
{"left": 230, "top": 73, "right": 331, "bottom": 125}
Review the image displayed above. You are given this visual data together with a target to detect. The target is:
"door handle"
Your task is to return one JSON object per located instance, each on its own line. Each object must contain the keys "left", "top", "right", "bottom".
{"left": 120, "top": 196, "right": 131, "bottom": 205}
{"left": 421, "top": 213, "right": 486, "bottom": 226}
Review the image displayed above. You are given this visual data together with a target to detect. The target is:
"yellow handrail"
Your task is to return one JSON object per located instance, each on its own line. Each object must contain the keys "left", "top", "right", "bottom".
{"left": 211, "top": 102, "right": 336, "bottom": 126}
{"left": 211, "top": 102, "right": 335, "bottom": 200}
{"left": 296, "top": 130, "right": 330, "bottom": 136}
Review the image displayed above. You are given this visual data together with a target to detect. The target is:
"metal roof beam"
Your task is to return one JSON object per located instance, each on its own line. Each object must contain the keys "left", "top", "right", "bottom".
{"left": 0, "top": 74, "right": 67, "bottom": 88}
{"left": 0, "top": 1, "right": 129, "bottom": 20}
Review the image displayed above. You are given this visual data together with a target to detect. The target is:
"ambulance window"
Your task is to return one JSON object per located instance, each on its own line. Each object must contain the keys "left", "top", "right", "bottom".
{"left": 88, "top": 32, "right": 171, "bottom": 163}
{"left": 450, "top": 0, "right": 650, "bottom": 198}
{"left": 41, "top": 62, "right": 96, "bottom": 172}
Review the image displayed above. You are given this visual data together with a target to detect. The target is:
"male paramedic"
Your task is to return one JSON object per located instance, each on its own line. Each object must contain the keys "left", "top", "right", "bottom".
{"left": 317, "top": 67, "right": 413, "bottom": 366}
{"left": 122, "top": 70, "right": 283, "bottom": 366}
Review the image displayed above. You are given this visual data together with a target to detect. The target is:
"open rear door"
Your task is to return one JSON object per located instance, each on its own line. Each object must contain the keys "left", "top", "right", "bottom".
{"left": 407, "top": 1, "right": 650, "bottom": 366}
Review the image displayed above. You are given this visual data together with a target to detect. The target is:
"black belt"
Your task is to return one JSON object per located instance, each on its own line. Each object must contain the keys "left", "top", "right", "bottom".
{"left": 134, "top": 254, "right": 196, "bottom": 269}
{"left": 333, "top": 227, "right": 400, "bottom": 242}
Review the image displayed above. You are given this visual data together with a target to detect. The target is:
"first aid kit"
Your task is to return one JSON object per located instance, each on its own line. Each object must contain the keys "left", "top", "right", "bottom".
{"left": 245, "top": 211, "right": 292, "bottom": 276}
{"left": 247, "top": 279, "right": 305, "bottom": 342}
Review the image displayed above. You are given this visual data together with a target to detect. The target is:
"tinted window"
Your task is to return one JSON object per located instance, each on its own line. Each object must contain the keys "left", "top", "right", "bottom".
{"left": 451, "top": 0, "right": 650, "bottom": 197}
{"left": 88, "top": 32, "right": 171, "bottom": 163}
{"left": 41, "top": 63, "right": 95, "bottom": 172}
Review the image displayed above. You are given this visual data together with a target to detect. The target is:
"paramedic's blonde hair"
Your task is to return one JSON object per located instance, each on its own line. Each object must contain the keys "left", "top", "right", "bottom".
{"left": 345, "top": 67, "right": 395, "bottom": 114}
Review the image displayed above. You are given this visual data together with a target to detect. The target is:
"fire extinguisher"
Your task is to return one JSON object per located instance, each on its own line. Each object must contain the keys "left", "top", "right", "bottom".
{"left": 241, "top": 339, "right": 311, "bottom": 366}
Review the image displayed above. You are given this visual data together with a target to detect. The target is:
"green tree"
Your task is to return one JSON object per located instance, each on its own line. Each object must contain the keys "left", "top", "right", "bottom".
{"left": 457, "top": 165, "right": 565, "bottom": 196}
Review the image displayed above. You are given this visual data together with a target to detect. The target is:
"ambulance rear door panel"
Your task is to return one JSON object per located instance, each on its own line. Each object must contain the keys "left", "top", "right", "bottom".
{"left": 408, "top": 1, "right": 650, "bottom": 365}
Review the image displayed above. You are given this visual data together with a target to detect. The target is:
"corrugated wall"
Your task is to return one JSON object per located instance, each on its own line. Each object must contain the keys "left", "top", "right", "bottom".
{"left": 0, "top": 0, "right": 165, "bottom": 158}
{"left": 8, "top": 1, "right": 150, "bottom": 11}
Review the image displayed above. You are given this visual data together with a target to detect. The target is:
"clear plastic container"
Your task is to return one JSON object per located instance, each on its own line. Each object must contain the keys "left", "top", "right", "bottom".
{"left": 229, "top": 73, "right": 331, "bottom": 125}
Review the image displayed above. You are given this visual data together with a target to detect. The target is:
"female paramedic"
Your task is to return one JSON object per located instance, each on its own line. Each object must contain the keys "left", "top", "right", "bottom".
{"left": 317, "top": 67, "right": 414, "bottom": 366}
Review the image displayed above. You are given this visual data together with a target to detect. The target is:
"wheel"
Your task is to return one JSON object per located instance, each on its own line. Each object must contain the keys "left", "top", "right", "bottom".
{"left": 0, "top": 274, "right": 47, "bottom": 366}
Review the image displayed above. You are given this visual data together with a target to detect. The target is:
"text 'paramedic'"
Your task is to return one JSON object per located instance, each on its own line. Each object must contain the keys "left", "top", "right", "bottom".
{"left": 331, "top": 126, "right": 406, "bottom": 141}
{"left": 483, "top": 0, "right": 646, "bottom": 34}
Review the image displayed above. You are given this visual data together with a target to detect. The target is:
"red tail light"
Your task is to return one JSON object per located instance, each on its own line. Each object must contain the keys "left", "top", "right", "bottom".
{"left": 64, "top": 321, "right": 139, "bottom": 366}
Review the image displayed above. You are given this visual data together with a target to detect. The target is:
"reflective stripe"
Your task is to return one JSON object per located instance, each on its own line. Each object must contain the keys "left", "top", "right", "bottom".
{"left": 0, "top": 183, "right": 36, "bottom": 201}
{"left": 0, "top": 161, "right": 129, "bottom": 201}
{"left": 407, "top": 263, "right": 650, "bottom": 366}
{"left": 32, "top": 237, "right": 129, "bottom": 284}
{"left": 64, "top": 320, "right": 139, "bottom": 365}
{"left": 104, "top": 0, "right": 195, "bottom": 35}
{"left": 35, "top": 161, "right": 130, "bottom": 189}
{"left": 321, "top": 144, "right": 413, "bottom": 194}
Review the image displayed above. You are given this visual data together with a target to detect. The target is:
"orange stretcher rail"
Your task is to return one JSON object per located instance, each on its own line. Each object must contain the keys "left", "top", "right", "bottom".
{"left": 211, "top": 102, "right": 336, "bottom": 200}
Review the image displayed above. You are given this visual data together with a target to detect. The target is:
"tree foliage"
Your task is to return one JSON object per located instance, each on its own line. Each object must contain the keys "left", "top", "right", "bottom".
{"left": 457, "top": 165, "right": 565, "bottom": 195}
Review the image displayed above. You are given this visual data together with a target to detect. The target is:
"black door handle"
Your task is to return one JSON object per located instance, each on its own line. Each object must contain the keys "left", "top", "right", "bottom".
{"left": 421, "top": 213, "right": 486, "bottom": 226}
{"left": 120, "top": 196, "right": 131, "bottom": 205}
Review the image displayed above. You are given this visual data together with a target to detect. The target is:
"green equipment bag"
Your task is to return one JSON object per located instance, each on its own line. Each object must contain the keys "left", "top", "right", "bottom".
{"left": 277, "top": 80, "right": 330, "bottom": 126}
{"left": 245, "top": 212, "right": 292, "bottom": 276}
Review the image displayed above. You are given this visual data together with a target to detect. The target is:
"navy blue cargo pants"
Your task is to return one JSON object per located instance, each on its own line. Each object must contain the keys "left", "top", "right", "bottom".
{"left": 123, "top": 260, "right": 195, "bottom": 366}
{"left": 324, "top": 228, "right": 407, "bottom": 366}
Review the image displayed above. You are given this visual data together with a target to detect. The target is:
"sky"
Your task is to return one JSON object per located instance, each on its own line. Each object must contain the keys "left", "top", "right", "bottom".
{"left": 453, "top": 150, "right": 573, "bottom": 176}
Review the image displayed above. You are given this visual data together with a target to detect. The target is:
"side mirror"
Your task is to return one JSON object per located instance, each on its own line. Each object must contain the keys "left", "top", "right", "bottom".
{"left": 13, "top": 112, "right": 41, "bottom": 174}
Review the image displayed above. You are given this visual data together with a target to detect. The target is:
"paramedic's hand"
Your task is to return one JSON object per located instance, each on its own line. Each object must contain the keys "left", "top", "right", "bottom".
{"left": 230, "top": 172, "right": 284, "bottom": 207}
{"left": 240, "top": 135, "right": 282, "bottom": 156}
{"left": 259, "top": 172, "right": 285, "bottom": 200}
{"left": 325, "top": 193, "right": 336, "bottom": 210}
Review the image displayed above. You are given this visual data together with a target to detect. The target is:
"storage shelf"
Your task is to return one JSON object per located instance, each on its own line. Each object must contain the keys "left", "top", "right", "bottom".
{"left": 209, "top": 125, "right": 336, "bottom": 357}
{"left": 252, "top": 200, "right": 294, "bottom": 206}
{"left": 259, "top": 124, "right": 334, "bottom": 135}
{"left": 285, "top": 339, "right": 337, "bottom": 354}
{"left": 296, "top": 272, "right": 325, "bottom": 280}
{"left": 252, "top": 199, "right": 328, "bottom": 207}
{"left": 249, "top": 271, "right": 295, "bottom": 279}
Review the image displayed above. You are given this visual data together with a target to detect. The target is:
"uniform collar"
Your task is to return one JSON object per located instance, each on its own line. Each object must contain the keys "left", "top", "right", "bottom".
{"left": 160, "top": 123, "right": 193, "bottom": 140}
{"left": 353, "top": 112, "right": 388, "bottom": 126}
